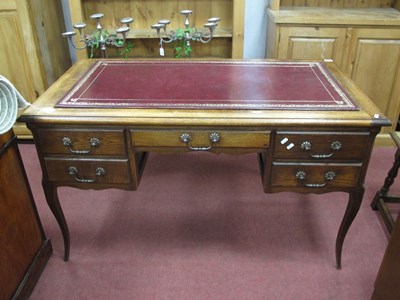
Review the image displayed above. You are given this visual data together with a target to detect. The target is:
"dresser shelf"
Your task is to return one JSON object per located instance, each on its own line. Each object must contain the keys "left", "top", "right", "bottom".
{"left": 67, "top": 0, "right": 245, "bottom": 59}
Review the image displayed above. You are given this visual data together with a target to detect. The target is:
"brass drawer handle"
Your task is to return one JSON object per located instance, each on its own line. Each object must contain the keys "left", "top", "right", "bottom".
{"left": 295, "top": 170, "right": 336, "bottom": 188}
{"left": 62, "top": 137, "right": 101, "bottom": 154}
{"left": 180, "top": 132, "right": 220, "bottom": 151}
{"left": 68, "top": 166, "right": 105, "bottom": 183}
{"left": 300, "top": 141, "right": 342, "bottom": 158}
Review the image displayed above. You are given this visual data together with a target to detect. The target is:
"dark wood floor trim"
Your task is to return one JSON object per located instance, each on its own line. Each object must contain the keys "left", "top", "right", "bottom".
{"left": 12, "top": 239, "right": 53, "bottom": 300}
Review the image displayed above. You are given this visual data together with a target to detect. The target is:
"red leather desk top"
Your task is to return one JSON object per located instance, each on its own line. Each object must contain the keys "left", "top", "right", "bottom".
{"left": 56, "top": 60, "right": 358, "bottom": 111}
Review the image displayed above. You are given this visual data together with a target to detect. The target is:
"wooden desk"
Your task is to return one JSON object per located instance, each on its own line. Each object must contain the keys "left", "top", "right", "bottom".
{"left": 19, "top": 59, "right": 390, "bottom": 269}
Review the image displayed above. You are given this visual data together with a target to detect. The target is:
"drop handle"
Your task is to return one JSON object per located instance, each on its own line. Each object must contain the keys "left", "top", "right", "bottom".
{"left": 68, "top": 166, "right": 105, "bottom": 183}
{"left": 295, "top": 170, "right": 336, "bottom": 188}
{"left": 180, "top": 132, "right": 221, "bottom": 151}
{"left": 62, "top": 137, "right": 101, "bottom": 154}
{"left": 300, "top": 141, "right": 342, "bottom": 158}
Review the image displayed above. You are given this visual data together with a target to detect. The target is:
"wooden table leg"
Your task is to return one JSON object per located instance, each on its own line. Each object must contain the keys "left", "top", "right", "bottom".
{"left": 371, "top": 147, "right": 400, "bottom": 208}
{"left": 371, "top": 146, "right": 400, "bottom": 233}
{"left": 335, "top": 187, "right": 364, "bottom": 269}
{"left": 42, "top": 179, "right": 70, "bottom": 261}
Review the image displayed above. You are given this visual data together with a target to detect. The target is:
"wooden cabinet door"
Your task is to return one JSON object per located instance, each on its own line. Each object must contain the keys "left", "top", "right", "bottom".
{"left": 0, "top": 0, "right": 45, "bottom": 102}
{"left": 372, "top": 214, "right": 400, "bottom": 300}
{"left": 0, "top": 0, "right": 71, "bottom": 138}
{"left": 0, "top": 130, "right": 50, "bottom": 299}
{"left": 344, "top": 28, "right": 400, "bottom": 134}
{"left": 277, "top": 26, "right": 347, "bottom": 65}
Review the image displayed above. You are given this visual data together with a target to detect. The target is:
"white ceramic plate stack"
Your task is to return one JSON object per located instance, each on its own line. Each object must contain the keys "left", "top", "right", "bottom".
{"left": 0, "top": 76, "right": 30, "bottom": 134}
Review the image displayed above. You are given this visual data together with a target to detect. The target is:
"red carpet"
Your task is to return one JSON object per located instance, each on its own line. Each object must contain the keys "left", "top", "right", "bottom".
{"left": 18, "top": 143, "right": 399, "bottom": 299}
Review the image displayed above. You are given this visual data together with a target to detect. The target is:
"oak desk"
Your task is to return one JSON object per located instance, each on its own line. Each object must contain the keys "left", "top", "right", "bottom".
{"left": 19, "top": 59, "right": 390, "bottom": 269}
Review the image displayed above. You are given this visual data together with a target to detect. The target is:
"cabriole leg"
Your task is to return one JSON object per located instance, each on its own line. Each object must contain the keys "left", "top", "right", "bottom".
{"left": 42, "top": 179, "right": 70, "bottom": 261}
{"left": 335, "top": 188, "right": 364, "bottom": 269}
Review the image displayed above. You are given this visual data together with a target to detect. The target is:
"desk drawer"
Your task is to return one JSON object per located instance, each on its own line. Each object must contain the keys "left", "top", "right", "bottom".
{"left": 274, "top": 132, "right": 370, "bottom": 160}
{"left": 271, "top": 162, "right": 361, "bottom": 188}
{"left": 37, "top": 129, "right": 126, "bottom": 156}
{"left": 131, "top": 130, "right": 270, "bottom": 150}
{"left": 44, "top": 158, "right": 131, "bottom": 184}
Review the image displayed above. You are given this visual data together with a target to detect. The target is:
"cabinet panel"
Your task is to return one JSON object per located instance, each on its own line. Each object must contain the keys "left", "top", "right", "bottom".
{"left": 277, "top": 26, "right": 347, "bottom": 65}
{"left": 346, "top": 28, "right": 400, "bottom": 133}
{"left": 270, "top": 0, "right": 391, "bottom": 9}
{"left": 28, "top": 0, "right": 72, "bottom": 84}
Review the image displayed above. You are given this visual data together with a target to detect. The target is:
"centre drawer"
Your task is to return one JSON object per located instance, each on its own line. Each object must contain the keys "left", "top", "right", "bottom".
{"left": 130, "top": 129, "right": 270, "bottom": 149}
{"left": 274, "top": 131, "right": 370, "bottom": 160}
{"left": 44, "top": 157, "right": 131, "bottom": 184}
{"left": 37, "top": 128, "right": 126, "bottom": 156}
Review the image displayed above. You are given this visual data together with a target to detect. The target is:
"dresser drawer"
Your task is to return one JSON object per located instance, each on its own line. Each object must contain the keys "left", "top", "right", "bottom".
{"left": 131, "top": 130, "right": 270, "bottom": 150}
{"left": 274, "top": 132, "right": 370, "bottom": 160}
{"left": 270, "top": 162, "right": 362, "bottom": 188}
{"left": 44, "top": 158, "right": 131, "bottom": 184}
{"left": 37, "top": 129, "right": 126, "bottom": 156}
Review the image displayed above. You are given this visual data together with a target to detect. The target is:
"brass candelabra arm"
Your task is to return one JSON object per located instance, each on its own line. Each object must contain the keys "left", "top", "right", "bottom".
{"left": 62, "top": 13, "right": 134, "bottom": 58}
{"left": 151, "top": 10, "right": 220, "bottom": 57}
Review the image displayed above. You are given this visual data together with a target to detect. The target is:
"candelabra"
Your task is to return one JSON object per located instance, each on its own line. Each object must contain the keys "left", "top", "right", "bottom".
{"left": 151, "top": 10, "right": 220, "bottom": 57}
{"left": 62, "top": 13, "right": 134, "bottom": 58}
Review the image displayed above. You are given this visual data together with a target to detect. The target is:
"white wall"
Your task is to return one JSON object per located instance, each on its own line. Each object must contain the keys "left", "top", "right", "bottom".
{"left": 243, "top": 0, "right": 269, "bottom": 59}
{"left": 61, "top": 0, "right": 77, "bottom": 63}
